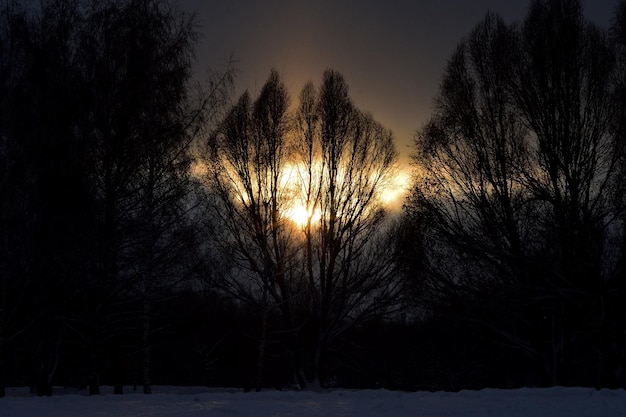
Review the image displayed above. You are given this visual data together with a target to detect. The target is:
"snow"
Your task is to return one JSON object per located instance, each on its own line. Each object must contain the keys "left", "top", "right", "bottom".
{"left": 1, "top": 386, "right": 626, "bottom": 417}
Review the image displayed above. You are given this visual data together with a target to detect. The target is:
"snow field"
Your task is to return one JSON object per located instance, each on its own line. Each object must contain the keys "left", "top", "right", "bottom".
{"left": 1, "top": 386, "right": 626, "bottom": 417}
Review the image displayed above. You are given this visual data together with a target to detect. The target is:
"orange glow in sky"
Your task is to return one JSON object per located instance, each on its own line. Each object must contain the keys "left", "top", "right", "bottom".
{"left": 279, "top": 162, "right": 410, "bottom": 227}
{"left": 283, "top": 204, "right": 322, "bottom": 227}
{"left": 193, "top": 159, "right": 410, "bottom": 227}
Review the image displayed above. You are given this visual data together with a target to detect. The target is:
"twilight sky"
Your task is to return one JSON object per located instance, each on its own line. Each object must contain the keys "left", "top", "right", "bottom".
{"left": 180, "top": 0, "right": 615, "bottom": 166}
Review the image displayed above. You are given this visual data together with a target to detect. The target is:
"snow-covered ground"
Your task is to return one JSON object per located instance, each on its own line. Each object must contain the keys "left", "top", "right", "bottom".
{"left": 1, "top": 386, "right": 626, "bottom": 417}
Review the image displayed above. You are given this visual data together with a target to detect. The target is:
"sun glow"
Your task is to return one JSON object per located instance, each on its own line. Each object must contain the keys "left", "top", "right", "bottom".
{"left": 379, "top": 170, "right": 411, "bottom": 206}
{"left": 279, "top": 164, "right": 411, "bottom": 227}
{"left": 196, "top": 157, "right": 411, "bottom": 228}
{"left": 284, "top": 204, "right": 321, "bottom": 227}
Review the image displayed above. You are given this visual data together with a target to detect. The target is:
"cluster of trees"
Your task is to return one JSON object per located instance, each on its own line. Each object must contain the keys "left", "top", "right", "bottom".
{"left": 0, "top": 0, "right": 231, "bottom": 396}
{"left": 402, "top": 0, "right": 626, "bottom": 388}
{"left": 3, "top": 0, "right": 626, "bottom": 395}
{"left": 0, "top": 0, "right": 402, "bottom": 394}
{"left": 205, "top": 69, "right": 401, "bottom": 389}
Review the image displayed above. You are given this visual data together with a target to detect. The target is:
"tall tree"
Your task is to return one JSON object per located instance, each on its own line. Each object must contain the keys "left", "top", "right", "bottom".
{"left": 78, "top": 0, "right": 232, "bottom": 394}
{"left": 0, "top": 0, "right": 93, "bottom": 396}
{"left": 407, "top": 13, "right": 538, "bottom": 378}
{"left": 206, "top": 69, "right": 401, "bottom": 388}
{"left": 608, "top": 0, "right": 626, "bottom": 390}
{"left": 0, "top": 0, "right": 30, "bottom": 397}
{"left": 511, "top": 0, "right": 618, "bottom": 385}
{"left": 206, "top": 70, "right": 297, "bottom": 390}
{"left": 294, "top": 70, "right": 400, "bottom": 387}
{"left": 0, "top": 0, "right": 232, "bottom": 394}
{"left": 407, "top": 0, "right": 621, "bottom": 387}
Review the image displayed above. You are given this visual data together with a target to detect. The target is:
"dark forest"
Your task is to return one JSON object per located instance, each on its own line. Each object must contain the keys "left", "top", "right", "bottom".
{"left": 2, "top": 0, "right": 626, "bottom": 396}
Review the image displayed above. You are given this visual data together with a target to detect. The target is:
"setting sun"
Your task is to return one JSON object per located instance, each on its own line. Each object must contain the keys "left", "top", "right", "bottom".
{"left": 278, "top": 164, "right": 411, "bottom": 227}
{"left": 284, "top": 204, "right": 321, "bottom": 227}
{"left": 379, "top": 170, "right": 410, "bottom": 206}
{"left": 193, "top": 158, "right": 411, "bottom": 227}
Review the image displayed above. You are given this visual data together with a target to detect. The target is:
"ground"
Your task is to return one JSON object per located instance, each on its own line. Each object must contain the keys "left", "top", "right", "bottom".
{"left": 1, "top": 386, "right": 625, "bottom": 416}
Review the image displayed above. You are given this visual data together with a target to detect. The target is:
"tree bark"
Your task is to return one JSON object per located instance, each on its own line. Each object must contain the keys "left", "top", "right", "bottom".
{"left": 255, "top": 303, "right": 268, "bottom": 392}
{"left": 143, "top": 296, "right": 152, "bottom": 394}
{"left": 0, "top": 320, "right": 5, "bottom": 398}
{"left": 89, "top": 347, "right": 100, "bottom": 395}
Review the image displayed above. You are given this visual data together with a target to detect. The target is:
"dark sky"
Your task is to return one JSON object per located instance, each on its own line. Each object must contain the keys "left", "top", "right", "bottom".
{"left": 180, "top": 0, "right": 615, "bottom": 166}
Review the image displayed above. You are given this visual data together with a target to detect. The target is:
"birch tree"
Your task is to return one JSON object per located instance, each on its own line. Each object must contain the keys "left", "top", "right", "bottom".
{"left": 207, "top": 69, "right": 401, "bottom": 388}
{"left": 407, "top": 0, "right": 621, "bottom": 386}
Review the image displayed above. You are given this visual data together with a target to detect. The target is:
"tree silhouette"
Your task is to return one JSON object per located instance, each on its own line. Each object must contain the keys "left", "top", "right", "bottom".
{"left": 206, "top": 70, "right": 303, "bottom": 389}
{"left": 0, "top": 0, "right": 232, "bottom": 395}
{"left": 0, "top": 0, "right": 92, "bottom": 396}
{"left": 294, "top": 70, "right": 400, "bottom": 387}
{"left": 206, "top": 69, "right": 401, "bottom": 388}
{"left": 77, "top": 0, "right": 232, "bottom": 394}
{"left": 407, "top": 0, "right": 622, "bottom": 387}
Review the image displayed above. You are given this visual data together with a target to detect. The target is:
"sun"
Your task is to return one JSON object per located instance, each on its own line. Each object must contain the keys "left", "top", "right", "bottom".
{"left": 284, "top": 204, "right": 321, "bottom": 227}
{"left": 280, "top": 167, "right": 411, "bottom": 227}
{"left": 379, "top": 170, "right": 410, "bottom": 206}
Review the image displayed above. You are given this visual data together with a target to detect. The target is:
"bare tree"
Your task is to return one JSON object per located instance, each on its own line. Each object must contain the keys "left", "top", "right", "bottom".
{"left": 206, "top": 69, "right": 297, "bottom": 389}
{"left": 294, "top": 70, "right": 400, "bottom": 387}
{"left": 0, "top": 0, "right": 29, "bottom": 398}
{"left": 206, "top": 69, "right": 401, "bottom": 389}
{"left": 510, "top": 0, "right": 618, "bottom": 386}
{"left": 413, "top": 13, "right": 529, "bottom": 284}
{"left": 407, "top": 12, "right": 544, "bottom": 385}
{"left": 0, "top": 0, "right": 232, "bottom": 393}
{"left": 408, "top": 0, "right": 621, "bottom": 386}
{"left": 0, "top": 0, "right": 91, "bottom": 396}
{"left": 76, "top": 0, "right": 232, "bottom": 394}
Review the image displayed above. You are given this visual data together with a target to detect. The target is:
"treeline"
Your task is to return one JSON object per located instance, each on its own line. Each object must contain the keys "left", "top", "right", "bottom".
{"left": 2, "top": 0, "right": 626, "bottom": 396}
{"left": 402, "top": 0, "right": 626, "bottom": 389}
{"left": 0, "top": 0, "right": 232, "bottom": 396}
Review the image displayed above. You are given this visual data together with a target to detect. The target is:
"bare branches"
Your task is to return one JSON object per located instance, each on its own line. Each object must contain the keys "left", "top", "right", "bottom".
{"left": 408, "top": 0, "right": 624, "bottom": 387}
{"left": 205, "top": 68, "right": 401, "bottom": 387}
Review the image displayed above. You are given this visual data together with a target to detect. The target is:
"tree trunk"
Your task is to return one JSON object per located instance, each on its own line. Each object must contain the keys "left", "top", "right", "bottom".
{"left": 143, "top": 296, "right": 151, "bottom": 394}
{"left": 255, "top": 300, "right": 269, "bottom": 392}
{"left": 308, "top": 332, "right": 324, "bottom": 390}
{"left": 0, "top": 329, "right": 5, "bottom": 398}
{"left": 0, "top": 268, "right": 6, "bottom": 398}
{"left": 36, "top": 336, "right": 60, "bottom": 397}
{"left": 113, "top": 356, "right": 124, "bottom": 395}
{"left": 88, "top": 374, "right": 99, "bottom": 396}
{"left": 291, "top": 332, "right": 306, "bottom": 390}
{"left": 89, "top": 347, "right": 100, "bottom": 395}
